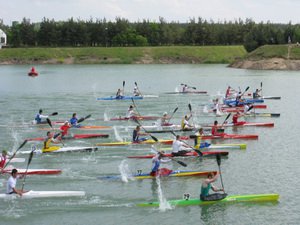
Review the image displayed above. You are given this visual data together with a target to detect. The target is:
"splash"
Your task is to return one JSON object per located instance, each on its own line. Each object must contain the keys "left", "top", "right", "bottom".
{"left": 118, "top": 159, "right": 133, "bottom": 183}
{"left": 103, "top": 111, "right": 109, "bottom": 121}
{"left": 156, "top": 176, "right": 172, "bottom": 211}
{"left": 113, "top": 126, "right": 123, "bottom": 142}
{"left": 203, "top": 106, "right": 208, "bottom": 113}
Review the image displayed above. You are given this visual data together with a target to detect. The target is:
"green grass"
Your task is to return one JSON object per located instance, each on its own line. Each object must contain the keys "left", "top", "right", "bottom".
{"left": 0, "top": 46, "right": 247, "bottom": 64}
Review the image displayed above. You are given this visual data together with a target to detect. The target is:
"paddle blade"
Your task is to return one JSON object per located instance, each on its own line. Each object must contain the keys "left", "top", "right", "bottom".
{"left": 150, "top": 135, "right": 158, "bottom": 142}
{"left": 85, "top": 114, "right": 91, "bottom": 120}
{"left": 17, "top": 140, "right": 28, "bottom": 151}
{"left": 188, "top": 103, "right": 192, "bottom": 112}
{"left": 223, "top": 113, "right": 231, "bottom": 124}
{"left": 135, "top": 82, "right": 138, "bottom": 86}
{"left": 46, "top": 118, "right": 52, "bottom": 128}
{"left": 173, "top": 107, "right": 179, "bottom": 114}
{"left": 123, "top": 81, "right": 125, "bottom": 87}
{"left": 245, "top": 86, "right": 250, "bottom": 92}
{"left": 77, "top": 117, "right": 84, "bottom": 123}
{"left": 192, "top": 87, "right": 196, "bottom": 90}
{"left": 175, "top": 160, "right": 187, "bottom": 167}
{"left": 247, "top": 105, "right": 254, "bottom": 112}
{"left": 27, "top": 150, "right": 34, "bottom": 166}
{"left": 216, "top": 154, "right": 221, "bottom": 166}
{"left": 50, "top": 112, "right": 58, "bottom": 116}
{"left": 260, "top": 82, "right": 263, "bottom": 88}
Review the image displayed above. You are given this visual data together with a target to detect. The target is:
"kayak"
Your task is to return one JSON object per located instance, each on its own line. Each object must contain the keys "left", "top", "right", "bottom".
{"left": 2, "top": 168, "right": 62, "bottom": 175}
{"left": 127, "top": 151, "right": 229, "bottom": 159}
{"left": 224, "top": 99, "right": 264, "bottom": 105}
{"left": 137, "top": 193, "right": 279, "bottom": 207}
{"left": 20, "top": 146, "right": 98, "bottom": 154}
{"left": 245, "top": 113, "right": 280, "bottom": 117}
{"left": 96, "top": 139, "right": 174, "bottom": 146}
{"left": 39, "top": 125, "right": 112, "bottom": 131}
{"left": 0, "top": 190, "right": 85, "bottom": 199}
{"left": 98, "top": 169, "right": 217, "bottom": 180}
{"left": 203, "top": 122, "right": 274, "bottom": 128}
{"left": 187, "top": 134, "right": 258, "bottom": 140}
{"left": 164, "top": 91, "right": 207, "bottom": 94}
{"left": 261, "top": 96, "right": 281, "bottom": 100}
{"left": 110, "top": 116, "right": 160, "bottom": 121}
{"left": 220, "top": 104, "right": 267, "bottom": 109}
{"left": 26, "top": 134, "right": 109, "bottom": 142}
{"left": 97, "top": 96, "right": 143, "bottom": 100}
{"left": 161, "top": 143, "right": 247, "bottom": 150}
{"left": 10, "top": 158, "right": 26, "bottom": 163}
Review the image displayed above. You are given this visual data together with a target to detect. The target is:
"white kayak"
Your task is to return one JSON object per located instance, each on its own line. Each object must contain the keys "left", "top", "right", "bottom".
{"left": 10, "top": 158, "right": 25, "bottom": 163}
{"left": 0, "top": 190, "right": 85, "bottom": 199}
{"left": 20, "top": 146, "right": 98, "bottom": 154}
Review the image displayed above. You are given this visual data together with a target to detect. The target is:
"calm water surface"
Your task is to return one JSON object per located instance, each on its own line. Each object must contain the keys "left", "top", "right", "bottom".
{"left": 0, "top": 64, "right": 299, "bottom": 225}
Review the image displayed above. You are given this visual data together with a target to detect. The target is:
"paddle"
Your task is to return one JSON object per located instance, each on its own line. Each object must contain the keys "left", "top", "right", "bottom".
{"left": 77, "top": 114, "right": 91, "bottom": 124}
{"left": 188, "top": 103, "right": 195, "bottom": 127}
{"left": 170, "top": 131, "right": 203, "bottom": 157}
{"left": 131, "top": 98, "right": 142, "bottom": 117}
{"left": 181, "top": 83, "right": 196, "bottom": 90}
{"left": 134, "top": 119, "right": 187, "bottom": 167}
{"left": 122, "top": 80, "right": 125, "bottom": 96}
{"left": 46, "top": 118, "right": 53, "bottom": 128}
{"left": 49, "top": 112, "right": 58, "bottom": 116}
{"left": 216, "top": 154, "right": 225, "bottom": 193}
{"left": 2, "top": 140, "right": 28, "bottom": 170}
{"left": 221, "top": 113, "right": 231, "bottom": 127}
{"left": 260, "top": 82, "right": 263, "bottom": 97}
{"left": 21, "top": 150, "right": 34, "bottom": 192}
{"left": 134, "top": 82, "right": 142, "bottom": 96}
{"left": 167, "top": 107, "right": 178, "bottom": 123}
{"left": 240, "top": 86, "right": 250, "bottom": 98}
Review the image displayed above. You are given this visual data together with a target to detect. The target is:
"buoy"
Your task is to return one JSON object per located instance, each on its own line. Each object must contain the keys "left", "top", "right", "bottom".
{"left": 28, "top": 67, "right": 38, "bottom": 77}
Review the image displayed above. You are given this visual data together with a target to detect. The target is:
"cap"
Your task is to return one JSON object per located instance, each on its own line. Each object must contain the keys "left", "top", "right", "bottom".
{"left": 2, "top": 150, "right": 7, "bottom": 155}
{"left": 64, "top": 120, "right": 69, "bottom": 124}
{"left": 134, "top": 87, "right": 137, "bottom": 90}
{"left": 163, "top": 112, "right": 167, "bottom": 116}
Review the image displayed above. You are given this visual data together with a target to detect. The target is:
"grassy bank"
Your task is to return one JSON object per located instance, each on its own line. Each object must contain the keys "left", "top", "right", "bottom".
{"left": 0, "top": 46, "right": 246, "bottom": 64}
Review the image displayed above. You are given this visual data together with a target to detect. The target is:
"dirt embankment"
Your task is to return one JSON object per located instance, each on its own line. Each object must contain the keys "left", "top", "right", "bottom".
{"left": 229, "top": 58, "right": 300, "bottom": 70}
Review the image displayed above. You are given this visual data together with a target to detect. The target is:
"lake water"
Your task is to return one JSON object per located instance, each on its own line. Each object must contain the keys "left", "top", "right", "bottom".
{"left": 0, "top": 64, "right": 299, "bottom": 225}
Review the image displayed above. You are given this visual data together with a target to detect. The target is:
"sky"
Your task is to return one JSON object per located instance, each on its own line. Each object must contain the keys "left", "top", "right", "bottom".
{"left": 0, "top": 0, "right": 299, "bottom": 25}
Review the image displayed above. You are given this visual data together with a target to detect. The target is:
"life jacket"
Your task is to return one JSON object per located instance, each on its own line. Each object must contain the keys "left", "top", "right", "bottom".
{"left": 0, "top": 155, "right": 6, "bottom": 168}
{"left": 43, "top": 137, "right": 52, "bottom": 149}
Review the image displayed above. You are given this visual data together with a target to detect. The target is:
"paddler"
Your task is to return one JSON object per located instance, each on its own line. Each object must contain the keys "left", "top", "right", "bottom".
{"left": 60, "top": 121, "right": 71, "bottom": 138}
{"left": 150, "top": 151, "right": 171, "bottom": 176}
{"left": 182, "top": 84, "right": 188, "bottom": 92}
{"left": 132, "top": 126, "right": 148, "bottom": 143}
{"left": 70, "top": 113, "right": 80, "bottom": 128}
{"left": 34, "top": 109, "right": 49, "bottom": 124}
{"left": 200, "top": 171, "right": 224, "bottom": 201}
{"left": 181, "top": 114, "right": 193, "bottom": 130}
{"left": 194, "top": 128, "right": 207, "bottom": 149}
{"left": 126, "top": 105, "right": 138, "bottom": 118}
{"left": 43, "top": 131, "right": 61, "bottom": 150}
{"left": 171, "top": 135, "right": 190, "bottom": 156}
{"left": 211, "top": 121, "right": 223, "bottom": 136}
{"left": 161, "top": 112, "right": 171, "bottom": 126}
{"left": 0, "top": 150, "right": 8, "bottom": 169}
{"left": 133, "top": 86, "right": 141, "bottom": 96}
{"left": 6, "top": 169, "right": 27, "bottom": 196}
{"left": 232, "top": 111, "right": 245, "bottom": 126}
{"left": 253, "top": 88, "right": 262, "bottom": 99}
{"left": 225, "top": 86, "right": 234, "bottom": 98}
{"left": 116, "top": 88, "right": 123, "bottom": 99}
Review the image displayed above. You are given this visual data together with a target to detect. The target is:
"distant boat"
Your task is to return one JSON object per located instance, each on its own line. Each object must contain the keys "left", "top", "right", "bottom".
{"left": 28, "top": 67, "right": 38, "bottom": 77}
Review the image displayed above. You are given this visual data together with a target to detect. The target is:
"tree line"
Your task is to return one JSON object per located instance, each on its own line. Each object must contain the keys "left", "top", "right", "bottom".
{"left": 1, "top": 17, "right": 300, "bottom": 52}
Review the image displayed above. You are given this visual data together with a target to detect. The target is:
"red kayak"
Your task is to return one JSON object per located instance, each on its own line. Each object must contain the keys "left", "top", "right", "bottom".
{"left": 26, "top": 134, "right": 109, "bottom": 141}
{"left": 2, "top": 168, "right": 62, "bottom": 175}
{"left": 203, "top": 122, "right": 274, "bottom": 128}
{"left": 110, "top": 116, "right": 160, "bottom": 121}
{"left": 127, "top": 151, "right": 229, "bottom": 159}
{"left": 185, "top": 134, "right": 258, "bottom": 140}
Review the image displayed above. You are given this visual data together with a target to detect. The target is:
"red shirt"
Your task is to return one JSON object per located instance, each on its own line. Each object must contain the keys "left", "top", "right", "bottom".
{"left": 211, "top": 125, "right": 218, "bottom": 135}
{"left": 60, "top": 125, "right": 70, "bottom": 136}
{"left": 232, "top": 114, "right": 239, "bottom": 124}
{"left": 0, "top": 155, "right": 7, "bottom": 168}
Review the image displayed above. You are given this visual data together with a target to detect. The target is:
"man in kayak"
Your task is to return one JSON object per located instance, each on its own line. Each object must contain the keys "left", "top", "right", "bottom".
{"left": 211, "top": 121, "right": 224, "bottom": 136}
{"left": 0, "top": 150, "right": 8, "bottom": 169}
{"left": 34, "top": 109, "right": 49, "bottom": 124}
{"left": 200, "top": 171, "right": 225, "bottom": 201}
{"left": 126, "top": 105, "right": 138, "bottom": 118}
{"left": 133, "top": 87, "right": 141, "bottom": 96}
{"left": 225, "top": 86, "right": 235, "bottom": 98}
{"left": 172, "top": 135, "right": 190, "bottom": 156}
{"left": 70, "top": 113, "right": 80, "bottom": 127}
{"left": 181, "top": 114, "right": 193, "bottom": 130}
{"left": 60, "top": 121, "right": 71, "bottom": 138}
{"left": 150, "top": 151, "right": 172, "bottom": 176}
{"left": 194, "top": 128, "right": 210, "bottom": 149}
{"left": 182, "top": 84, "right": 188, "bottom": 92}
{"left": 116, "top": 88, "right": 123, "bottom": 99}
{"left": 132, "top": 126, "right": 148, "bottom": 143}
{"left": 232, "top": 111, "right": 246, "bottom": 126}
{"left": 6, "top": 169, "right": 26, "bottom": 196}
{"left": 161, "top": 112, "right": 171, "bottom": 126}
{"left": 253, "top": 88, "right": 262, "bottom": 99}
{"left": 43, "top": 131, "right": 61, "bottom": 150}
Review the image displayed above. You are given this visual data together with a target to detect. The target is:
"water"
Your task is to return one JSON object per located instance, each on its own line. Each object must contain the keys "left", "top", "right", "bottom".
{"left": 0, "top": 64, "right": 299, "bottom": 224}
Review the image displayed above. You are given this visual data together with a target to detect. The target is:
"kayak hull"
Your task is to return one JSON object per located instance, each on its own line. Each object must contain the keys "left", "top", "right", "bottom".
{"left": 21, "top": 146, "right": 98, "bottom": 154}
{"left": 110, "top": 116, "right": 160, "bottom": 121}
{"left": 164, "top": 91, "right": 207, "bottom": 94}
{"left": 96, "top": 139, "right": 173, "bottom": 146}
{"left": 127, "top": 151, "right": 229, "bottom": 159}
{"left": 137, "top": 193, "right": 279, "bottom": 207}
{"left": 26, "top": 134, "right": 109, "bottom": 142}
{"left": 0, "top": 190, "right": 85, "bottom": 199}
{"left": 99, "top": 170, "right": 217, "bottom": 180}
{"left": 2, "top": 168, "right": 62, "bottom": 175}
{"left": 97, "top": 96, "right": 143, "bottom": 100}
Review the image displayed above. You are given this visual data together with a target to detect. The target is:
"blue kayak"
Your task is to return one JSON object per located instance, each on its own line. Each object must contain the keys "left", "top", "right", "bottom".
{"left": 224, "top": 98, "right": 264, "bottom": 106}
{"left": 97, "top": 96, "right": 143, "bottom": 100}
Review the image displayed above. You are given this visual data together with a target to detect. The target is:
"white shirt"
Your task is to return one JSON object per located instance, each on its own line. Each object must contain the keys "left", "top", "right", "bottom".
{"left": 126, "top": 109, "right": 135, "bottom": 118}
{"left": 6, "top": 176, "right": 17, "bottom": 194}
{"left": 172, "top": 140, "right": 183, "bottom": 153}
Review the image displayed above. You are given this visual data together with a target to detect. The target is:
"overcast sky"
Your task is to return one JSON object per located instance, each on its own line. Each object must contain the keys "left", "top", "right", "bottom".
{"left": 1, "top": 0, "right": 299, "bottom": 25}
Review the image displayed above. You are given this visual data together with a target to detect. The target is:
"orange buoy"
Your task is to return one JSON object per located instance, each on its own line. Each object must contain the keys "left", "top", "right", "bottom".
{"left": 28, "top": 67, "right": 38, "bottom": 77}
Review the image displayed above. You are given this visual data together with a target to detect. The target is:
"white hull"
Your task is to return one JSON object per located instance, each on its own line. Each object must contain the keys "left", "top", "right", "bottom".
{"left": 20, "top": 146, "right": 98, "bottom": 154}
{"left": 10, "top": 158, "right": 25, "bottom": 163}
{"left": 0, "top": 190, "right": 85, "bottom": 199}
